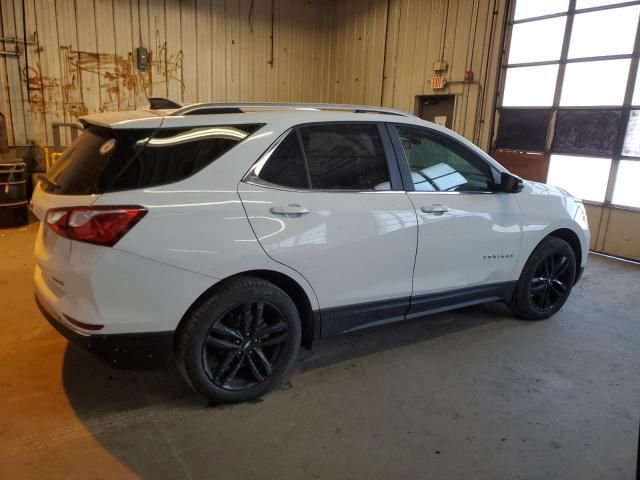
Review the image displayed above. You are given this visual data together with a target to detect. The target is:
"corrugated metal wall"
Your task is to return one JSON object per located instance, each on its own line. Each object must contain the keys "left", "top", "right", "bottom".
{"left": 0, "top": 0, "right": 506, "bottom": 150}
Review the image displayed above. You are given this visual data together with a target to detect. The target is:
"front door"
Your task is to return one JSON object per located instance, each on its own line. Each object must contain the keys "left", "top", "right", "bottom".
{"left": 389, "top": 124, "right": 523, "bottom": 317}
{"left": 239, "top": 123, "right": 418, "bottom": 335}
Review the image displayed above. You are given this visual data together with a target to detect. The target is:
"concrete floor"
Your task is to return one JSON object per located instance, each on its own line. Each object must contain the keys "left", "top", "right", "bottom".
{"left": 0, "top": 222, "right": 638, "bottom": 480}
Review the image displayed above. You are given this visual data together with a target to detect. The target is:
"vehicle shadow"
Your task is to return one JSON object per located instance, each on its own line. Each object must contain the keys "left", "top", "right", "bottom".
{"left": 60, "top": 301, "right": 519, "bottom": 479}
{"left": 295, "top": 301, "right": 514, "bottom": 374}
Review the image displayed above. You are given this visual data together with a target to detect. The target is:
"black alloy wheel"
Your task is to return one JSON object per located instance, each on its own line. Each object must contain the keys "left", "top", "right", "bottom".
{"left": 529, "top": 252, "right": 572, "bottom": 312}
{"left": 203, "top": 301, "right": 289, "bottom": 390}
{"left": 508, "top": 236, "right": 576, "bottom": 320}
{"left": 177, "top": 276, "right": 301, "bottom": 403}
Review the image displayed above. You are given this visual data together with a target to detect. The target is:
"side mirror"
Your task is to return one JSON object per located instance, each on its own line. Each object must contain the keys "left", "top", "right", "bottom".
{"left": 500, "top": 171, "right": 524, "bottom": 193}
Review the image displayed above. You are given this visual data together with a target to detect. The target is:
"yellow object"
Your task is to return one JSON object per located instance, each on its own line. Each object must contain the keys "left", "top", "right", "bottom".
{"left": 42, "top": 146, "right": 63, "bottom": 172}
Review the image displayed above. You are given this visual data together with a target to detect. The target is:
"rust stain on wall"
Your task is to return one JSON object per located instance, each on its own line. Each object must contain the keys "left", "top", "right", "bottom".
{"left": 62, "top": 45, "right": 184, "bottom": 113}
{"left": 20, "top": 63, "right": 61, "bottom": 115}
{"left": 21, "top": 44, "right": 184, "bottom": 119}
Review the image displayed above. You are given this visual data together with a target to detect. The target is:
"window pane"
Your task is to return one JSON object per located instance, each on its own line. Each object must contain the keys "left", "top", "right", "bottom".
{"left": 502, "top": 65, "right": 559, "bottom": 106}
{"left": 547, "top": 154, "right": 612, "bottom": 202}
{"left": 622, "top": 110, "right": 640, "bottom": 157}
{"left": 256, "top": 132, "right": 309, "bottom": 188}
{"left": 514, "top": 0, "right": 569, "bottom": 20}
{"left": 568, "top": 6, "right": 640, "bottom": 58}
{"left": 576, "top": 0, "right": 631, "bottom": 8}
{"left": 300, "top": 124, "right": 390, "bottom": 190}
{"left": 396, "top": 126, "right": 496, "bottom": 192}
{"left": 508, "top": 17, "right": 566, "bottom": 64}
{"left": 612, "top": 160, "right": 640, "bottom": 208}
{"left": 553, "top": 109, "right": 621, "bottom": 156}
{"left": 496, "top": 108, "right": 552, "bottom": 151}
{"left": 560, "top": 59, "right": 630, "bottom": 106}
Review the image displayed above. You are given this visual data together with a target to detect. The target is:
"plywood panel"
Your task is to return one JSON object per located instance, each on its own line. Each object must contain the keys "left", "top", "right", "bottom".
{"left": 74, "top": 0, "right": 101, "bottom": 119}
{"left": 56, "top": 0, "right": 84, "bottom": 128}
{"left": 195, "top": 0, "right": 213, "bottom": 101}
{"left": 601, "top": 208, "right": 640, "bottom": 261}
{"left": 381, "top": 0, "right": 401, "bottom": 108}
{"left": 250, "top": 0, "right": 270, "bottom": 102}
{"left": 491, "top": 149, "right": 550, "bottom": 183}
{"left": 33, "top": 0, "right": 65, "bottom": 147}
{"left": 0, "top": 23, "right": 13, "bottom": 145}
{"left": 180, "top": 0, "right": 198, "bottom": 103}
{"left": 237, "top": 0, "right": 254, "bottom": 101}
{"left": 211, "top": 0, "right": 227, "bottom": 101}
{"left": 224, "top": 0, "right": 240, "bottom": 101}
{"left": 164, "top": 2, "right": 183, "bottom": 102}
{"left": 584, "top": 203, "right": 604, "bottom": 251}
{"left": 0, "top": 0, "right": 27, "bottom": 144}
{"left": 94, "top": 0, "right": 117, "bottom": 111}
{"left": 21, "top": 0, "right": 47, "bottom": 145}
{"left": 112, "top": 0, "right": 138, "bottom": 110}
{"left": 148, "top": 0, "right": 168, "bottom": 99}
{"left": 130, "top": 0, "right": 151, "bottom": 105}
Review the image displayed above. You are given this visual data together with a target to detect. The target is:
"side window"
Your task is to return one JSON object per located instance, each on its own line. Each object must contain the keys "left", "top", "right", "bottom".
{"left": 256, "top": 132, "right": 310, "bottom": 189}
{"left": 395, "top": 125, "right": 496, "bottom": 192}
{"left": 300, "top": 124, "right": 391, "bottom": 190}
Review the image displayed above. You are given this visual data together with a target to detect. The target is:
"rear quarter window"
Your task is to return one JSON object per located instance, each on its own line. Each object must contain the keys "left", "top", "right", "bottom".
{"left": 44, "top": 124, "right": 263, "bottom": 195}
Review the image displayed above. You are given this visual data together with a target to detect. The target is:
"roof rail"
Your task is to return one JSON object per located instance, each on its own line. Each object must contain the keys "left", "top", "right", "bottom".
{"left": 170, "top": 102, "right": 413, "bottom": 117}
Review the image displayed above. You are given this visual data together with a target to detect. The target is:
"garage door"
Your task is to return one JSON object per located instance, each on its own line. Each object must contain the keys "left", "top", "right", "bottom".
{"left": 493, "top": 0, "right": 640, "bottom": 261}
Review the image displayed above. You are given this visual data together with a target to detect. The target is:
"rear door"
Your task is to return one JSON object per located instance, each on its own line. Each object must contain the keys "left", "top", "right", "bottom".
{"left": 239, "top": 122, "right": 418, "bottom": 336}
{"left": 388, "top": 124, "right": 523, "bottom": 317}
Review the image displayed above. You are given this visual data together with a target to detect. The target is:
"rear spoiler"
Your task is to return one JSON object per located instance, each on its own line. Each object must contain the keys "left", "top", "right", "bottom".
{"left": 148, "top": 97, "right": 182, "bottom": 110}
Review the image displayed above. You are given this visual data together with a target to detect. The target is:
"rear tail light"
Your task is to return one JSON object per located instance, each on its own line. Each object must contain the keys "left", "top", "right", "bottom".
{"left": 45, "top": 206, "right": 147, "bottom": 247}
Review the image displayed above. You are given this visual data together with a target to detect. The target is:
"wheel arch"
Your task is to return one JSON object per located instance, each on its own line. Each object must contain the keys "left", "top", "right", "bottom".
{"left": 174, "top": 269, "right": 318, "bottom": 352}
{"left": 547, "top": 228, "right": 582, "bottom": 278}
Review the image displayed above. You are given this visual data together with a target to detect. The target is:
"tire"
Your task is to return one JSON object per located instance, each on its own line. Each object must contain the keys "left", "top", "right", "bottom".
{"left": 176, "top": 276, "right": 301, "bottom": 404}
{"left": 508, "top": 236, "right": 576, "bottom": 321}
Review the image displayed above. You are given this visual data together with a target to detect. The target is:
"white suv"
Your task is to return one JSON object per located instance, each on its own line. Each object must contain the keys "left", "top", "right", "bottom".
{"left": 32, "top": 102, "right": 590, "bottom": 403}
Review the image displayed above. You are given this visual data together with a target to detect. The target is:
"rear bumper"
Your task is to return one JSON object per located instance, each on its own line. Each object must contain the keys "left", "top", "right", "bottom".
{"left": 35, "top": 292, "right": 174, "bottom": 367}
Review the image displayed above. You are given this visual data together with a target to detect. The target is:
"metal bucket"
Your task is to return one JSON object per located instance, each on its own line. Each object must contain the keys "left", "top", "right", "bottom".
{"left": 0, "top": 161, "right": 29, "bottom": 228}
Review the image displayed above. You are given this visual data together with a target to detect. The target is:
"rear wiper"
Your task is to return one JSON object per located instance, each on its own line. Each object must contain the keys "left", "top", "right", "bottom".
{"left": 37, "top": 174, "right": 61, "bottom": 191}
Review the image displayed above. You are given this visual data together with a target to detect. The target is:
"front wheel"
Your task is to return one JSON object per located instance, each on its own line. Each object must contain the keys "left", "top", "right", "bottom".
{"left": 176, "top": 276, "right": 301, "bottom": 403}
{"left": 508, "top": 236, "right": 576, "bottom": 320}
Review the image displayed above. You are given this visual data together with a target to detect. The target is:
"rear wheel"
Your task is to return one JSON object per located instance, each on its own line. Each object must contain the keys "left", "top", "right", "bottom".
{"left": 176, "top": 276, "right": 301, "bottom": 403}
{"left": 508, "top": 237, "right": 576, "bottom": 320}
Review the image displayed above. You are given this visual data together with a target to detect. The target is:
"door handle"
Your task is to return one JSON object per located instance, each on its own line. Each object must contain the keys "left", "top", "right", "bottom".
{"left": 421, "top": 204, "right": 449, "bottom": 215}
{"left": 269, "top": 204, "right": 310, "bottom": 216}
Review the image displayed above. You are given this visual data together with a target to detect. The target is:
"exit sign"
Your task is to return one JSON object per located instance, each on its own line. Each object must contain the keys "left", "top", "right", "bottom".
{"left": 431, "top": 76, "right": 446, "bottom": 90}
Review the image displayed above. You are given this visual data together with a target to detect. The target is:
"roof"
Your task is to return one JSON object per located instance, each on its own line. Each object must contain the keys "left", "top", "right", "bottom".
{"left": 80, "top": 102, "right": 416, "bottom": 130}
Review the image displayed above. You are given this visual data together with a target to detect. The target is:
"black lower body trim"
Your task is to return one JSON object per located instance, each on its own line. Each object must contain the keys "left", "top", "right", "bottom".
{"left": 35, "top": 294, "right": 173, "bottom": 367}
{"left": 407, "top": 281, "right": 516, "bottom": 319}
{"left": 321, "top": 296, "right": 410, "bottom": 336}
{"left": 319, "top": 282, "right": 517, "bottom": 338}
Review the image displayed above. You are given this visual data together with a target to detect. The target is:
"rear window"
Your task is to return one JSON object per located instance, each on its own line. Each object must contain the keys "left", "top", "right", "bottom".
{"left": 43, "top": 124, "right": 263, "bottom": 195}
